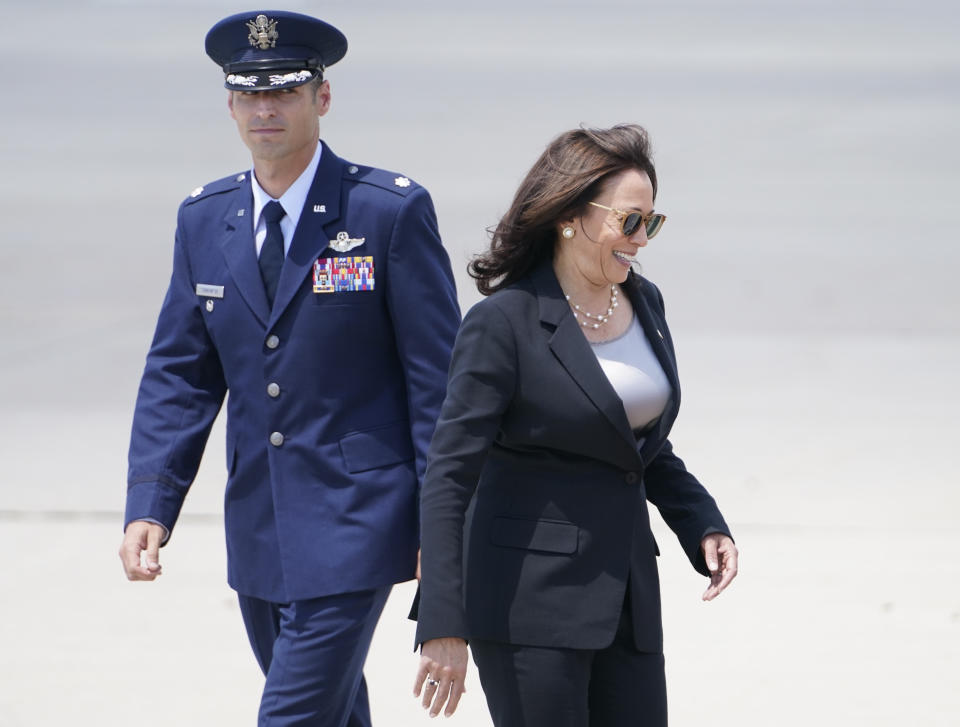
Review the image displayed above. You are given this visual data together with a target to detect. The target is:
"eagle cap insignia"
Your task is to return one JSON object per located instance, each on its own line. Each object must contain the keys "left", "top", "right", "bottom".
{"left": 247, "top": 15, "right": 279, "bottom": 50}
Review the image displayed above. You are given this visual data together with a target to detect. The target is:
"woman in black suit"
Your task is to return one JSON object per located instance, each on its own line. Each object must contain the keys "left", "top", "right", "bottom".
{"left": 413, "top": 124, "right": 738, "bottom": 726}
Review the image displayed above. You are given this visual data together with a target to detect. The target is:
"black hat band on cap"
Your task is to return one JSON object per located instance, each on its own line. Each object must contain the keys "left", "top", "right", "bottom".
{"left": 224, "top": 55, "right": 323, "bottom": 74}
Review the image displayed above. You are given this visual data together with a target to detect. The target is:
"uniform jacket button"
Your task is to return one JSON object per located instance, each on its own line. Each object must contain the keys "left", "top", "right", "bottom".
{"left": 270, "top": 432, "right": 284, "bottom": 447}
{"left": 625, "top": 471, "right": 638, "bottom": 484}
{"left": 266, "top": 335, "right": 280, "bottom": 349}
{"left": 267, "top": 383, "right": 280, "bottom": 398}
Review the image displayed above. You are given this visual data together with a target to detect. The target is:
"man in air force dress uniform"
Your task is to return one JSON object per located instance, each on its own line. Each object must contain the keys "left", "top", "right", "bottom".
{"left": 118, "top": 10, "right": 460, "bottom": 726}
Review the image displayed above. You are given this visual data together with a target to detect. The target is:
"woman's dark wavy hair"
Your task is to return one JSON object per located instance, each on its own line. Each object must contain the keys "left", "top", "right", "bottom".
{"left": 468, "top": 124, "right": 658, "bottom": 296}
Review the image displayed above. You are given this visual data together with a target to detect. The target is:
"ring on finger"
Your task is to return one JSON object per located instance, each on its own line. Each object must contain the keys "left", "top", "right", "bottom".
{"left": 427, "top": 678, "right": 440, "bottom": 687}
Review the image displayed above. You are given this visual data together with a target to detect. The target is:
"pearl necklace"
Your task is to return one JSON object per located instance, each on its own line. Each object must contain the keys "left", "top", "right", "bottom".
{"left": 565, "top": 285, "right": 619, "bottom": 329}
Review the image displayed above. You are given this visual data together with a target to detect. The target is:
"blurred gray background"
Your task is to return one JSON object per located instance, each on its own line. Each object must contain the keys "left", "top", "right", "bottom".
{"left": 1, "top": 0, "right": 957, "bottom": 724}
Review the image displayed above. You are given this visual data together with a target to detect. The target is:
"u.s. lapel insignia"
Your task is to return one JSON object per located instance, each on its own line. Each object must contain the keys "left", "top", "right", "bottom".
{"left": 314, "top": 256, "right": 375, "bottom": 293}
{"left": 329, "top": 231, "right": 366, "bottom": 253}
{"left": 313, "top": 204, "right": 326, "bottom": 213}
{"left": 394, "top": 176, "right": 411, "bottom": 188}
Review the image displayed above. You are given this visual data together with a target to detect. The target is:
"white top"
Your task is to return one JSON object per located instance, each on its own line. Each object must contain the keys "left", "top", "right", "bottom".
{"left": 590, "top": 313, "right": 671, "bottom": 431}
{"left": 250, "top": 141, "right": 323, "bottom": 256}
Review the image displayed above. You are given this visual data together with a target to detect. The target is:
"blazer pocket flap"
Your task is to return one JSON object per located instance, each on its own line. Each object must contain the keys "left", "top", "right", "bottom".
{"left": 339, "top": 421, "right": 414, "bottom": 473}
{"left": 490, "top": 517, "right": 579, "bottom": 555}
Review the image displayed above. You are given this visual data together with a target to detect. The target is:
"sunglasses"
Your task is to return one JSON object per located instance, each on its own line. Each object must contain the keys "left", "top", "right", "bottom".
{"left": 588, "top": 202, "right": 667, "bottom": 239}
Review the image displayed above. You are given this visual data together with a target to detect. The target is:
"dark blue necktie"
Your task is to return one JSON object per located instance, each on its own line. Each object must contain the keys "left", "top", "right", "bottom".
{"left": 258, "top": 200, "right": 286, "bottom": 306}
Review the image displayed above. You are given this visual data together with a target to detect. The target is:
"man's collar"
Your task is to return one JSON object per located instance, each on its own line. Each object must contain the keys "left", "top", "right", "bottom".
{"left": 250, "top": 141, "right": 323, "bottom": 230}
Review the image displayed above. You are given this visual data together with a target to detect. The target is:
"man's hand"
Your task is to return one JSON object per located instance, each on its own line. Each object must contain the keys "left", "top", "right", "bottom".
{"left": 413, "top": 637, "right": 468, "bottom": 718}
{"left": 119, "top": 521, "right": 166, "bottom": 581}
{"left": 701, "top": 533, "right": 738, "bottom": 601}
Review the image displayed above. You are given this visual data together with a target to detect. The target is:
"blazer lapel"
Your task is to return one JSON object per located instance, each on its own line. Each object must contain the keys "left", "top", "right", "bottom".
{"left": 269, "top": 142, "right": 344, "bottom": 326}
{"left": 531, "top": 263, "right": 637, "bottom": 451}
{"left": 219, "top": 183, "right": 270, "bottom": 327}
{"left": 623, "top": 274, "right": 679, "bottom": 400}
{"left": 622, "top": 273, "right": 680, "bottom": 450}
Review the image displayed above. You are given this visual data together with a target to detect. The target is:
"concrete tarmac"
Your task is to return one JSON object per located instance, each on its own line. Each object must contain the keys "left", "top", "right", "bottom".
{"left": 2, "top": 513, "right": 958, "bottom": 725}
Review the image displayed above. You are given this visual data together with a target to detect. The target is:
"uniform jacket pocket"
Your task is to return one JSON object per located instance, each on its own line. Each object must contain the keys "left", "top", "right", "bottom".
{"left": 339, "top": 421, "right": 414, "bottom": 473}
{"left": 490, "top": 516, "right": 579, "bottom": 555}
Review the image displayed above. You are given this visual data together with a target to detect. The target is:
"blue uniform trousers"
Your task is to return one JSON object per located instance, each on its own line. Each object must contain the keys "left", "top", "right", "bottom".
{"left": 238, "top": 586, "right": 392, "bottom": 727}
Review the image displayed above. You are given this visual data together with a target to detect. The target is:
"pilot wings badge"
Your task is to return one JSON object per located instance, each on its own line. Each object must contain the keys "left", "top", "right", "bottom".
{"left": 329, "top": 231, "right": 366, "bottom": 253}
{"left": 247, "top": 15, "right": 279, "bottom": 50}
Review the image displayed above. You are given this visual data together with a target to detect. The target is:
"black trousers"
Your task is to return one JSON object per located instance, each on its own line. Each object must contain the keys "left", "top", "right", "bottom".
{"left": 470, "top": 591, "right": 667, "bottom": 727}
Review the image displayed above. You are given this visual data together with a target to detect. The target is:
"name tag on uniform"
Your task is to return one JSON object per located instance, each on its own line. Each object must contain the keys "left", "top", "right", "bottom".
{"left": 195, "top": 284, "right": 224, "bottom": 298}
{"left": 313, "top": 256, "right": 375, "bottom": 293}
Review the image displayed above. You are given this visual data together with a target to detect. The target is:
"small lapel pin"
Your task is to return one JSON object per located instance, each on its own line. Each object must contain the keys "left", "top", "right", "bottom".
{"left": 236, "top": 173, "right": 246, "bottom": 182}
{"left": 329, "top": 231, "right": 366, "bottom": 253}
{"left": 394, "top": 176, "right": 411, "bottom": 188}
{"left": 313, "top": 204, "right": 326, "bottom": 213}
{"left": 656, "top": 329, "right": 664, "bottom": 339}
{"left": 237, "top": 209, "right": 245, "bottom": 217}
{"left": 190, "top": 186, "right": 204, "bottom": 197}
{"left": 206, "top": 300, "right": 215, "bottom": 312}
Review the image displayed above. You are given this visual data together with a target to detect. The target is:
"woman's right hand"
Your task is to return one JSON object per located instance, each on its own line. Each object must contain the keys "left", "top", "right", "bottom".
{"left": 413, "top": 637, "right": 469, "bottom": 718}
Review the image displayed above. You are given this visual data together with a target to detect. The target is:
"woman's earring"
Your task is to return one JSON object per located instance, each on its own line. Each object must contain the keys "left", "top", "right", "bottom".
{"left": 562, "top": 226, "right": 575, "bottom": 239}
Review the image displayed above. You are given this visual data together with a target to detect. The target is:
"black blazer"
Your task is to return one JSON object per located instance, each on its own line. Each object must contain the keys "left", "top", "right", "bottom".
{"left": 416, "top": 260, "right": 730, "bottom": 653}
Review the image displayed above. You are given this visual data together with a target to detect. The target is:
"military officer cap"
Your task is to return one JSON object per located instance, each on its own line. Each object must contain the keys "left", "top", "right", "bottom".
{"left": 205, "top": 10, "right": 347, "bottom": 91}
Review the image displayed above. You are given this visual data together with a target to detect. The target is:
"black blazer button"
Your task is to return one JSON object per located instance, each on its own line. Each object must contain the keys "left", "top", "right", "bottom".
{"left": 625, "top": 471, "right": 638, "bottom": 484}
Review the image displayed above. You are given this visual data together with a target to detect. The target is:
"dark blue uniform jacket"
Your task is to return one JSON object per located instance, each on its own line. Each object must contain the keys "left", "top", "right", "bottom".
{"left": 126, "top": 141, "right": 460, "bottom": 603}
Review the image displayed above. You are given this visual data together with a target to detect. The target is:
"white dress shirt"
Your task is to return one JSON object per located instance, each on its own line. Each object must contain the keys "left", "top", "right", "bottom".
{"left": 250, "top": 141, "right": 323, "bottom": 256}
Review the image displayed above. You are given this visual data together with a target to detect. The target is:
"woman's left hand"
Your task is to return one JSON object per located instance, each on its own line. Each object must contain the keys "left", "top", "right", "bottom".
{"left": 701, "top": 534, "right": 738, "bottom": 601}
